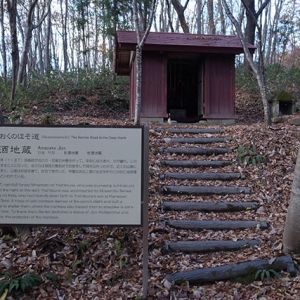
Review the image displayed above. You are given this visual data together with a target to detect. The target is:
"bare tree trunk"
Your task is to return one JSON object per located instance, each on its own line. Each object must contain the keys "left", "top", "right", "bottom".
{"left": 107, "top": 34, "right": 114, "bottom": 69}
{"left": 266, "top": 0, "right": 284, "bottom": 63}
{"left": 237, "top": 2, "right": 245, "bottom": 30}
{"left": 196, "top": 0, "right": 203, "bottom": 34}
{"left": 36, "top": 24, "right": 44, "bottom": 75}
{"left": 16, "top": 11, "right": 24, "bottom": 43}
{"left": 17, "top": 0, "right": 38, "bottom": 84}
{"left": 207, "top": 0, "right": 215, "bottom": 34}
{"left": 159, "top": 0, "right": 166, "bottom": 31}
{"left": 0, "top": 0, "right": 7, "bottom": 81}
{"left": 6, "top": 0, "right": 19, "bottom": 106}
{"left": 217, "top": 0, "right": 226, "bottom": 34}
{"left": 244, "top": 0, "right": 255, "bottom": 44}
{"left": 0, "top": 106, "right": 4, "bottom": 124}
{"left": 81, "top": 5, "right": 88, "bottom": 72}
{"left": 283, "top": 148, "right": 300, "bottom": 254}
{"left": 86, "top": 5, "right": 92, "bottom": 70}
{"left": 134, "top": 46, "right": 143, "bottom": 125}
{"left": 242, "top": 0, "right": 271, "bottom": 70}
{"left": 260, "top": 1, "right": 269, "bottom": 59}
{"left": 137, "top": 0, "right": 149, "bottom": 31}
{"left": 170, "top": 0, "right": 190, "bottom": 33}
{"left": 17, "top": 0, "right": 50, "bottom": 84}
{"left": 93, "top": 9, "right": 99, "bottom": 69}
{"left": 60, "top": 0, "right": 69, "bottom": 71}
{"left": 70, "top": 8, "right": 76, "bottom": 70}
{"left": 55, "top": 39, "right": 60, "bottom": 69}
{"left": 222, "top": 0, "right": 271, "bottom": 125}
{"left": 166, "top": 0, "right": 175, "bottom": 32}
{"left": 44, "top": 4, "right": 52, "bottom": 72}
{"left": 101, "top": 0, "right": 107, "bottom": 68}
{"left": 133, "top": 0, "right": 157, "bottom": 125}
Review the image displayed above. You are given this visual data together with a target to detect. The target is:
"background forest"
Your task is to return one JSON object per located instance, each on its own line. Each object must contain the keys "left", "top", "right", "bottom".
{"left": 0, "top": 0, "right": 300, "bottom": 113}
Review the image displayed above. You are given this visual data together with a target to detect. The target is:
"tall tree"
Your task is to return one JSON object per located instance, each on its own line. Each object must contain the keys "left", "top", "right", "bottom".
{"left": 242, "top": 0, "right": 270, "bottom": 69}
{"left": 6, "top": 0, "right": 19, "bottom": 106}
{"left": 73, "top": 0, "right": 91, "bottom": 72}
{"left": 166, "top": 0, "right": 175, "bottom": 32}
{"left": 196, "top": 0, "right": 204, "bottom": 34}
{"left": 0, "top": 0, "right": 7, "bottom": 80}
{"left": 217, "top": 0, "right": 226, "bottom": 34}
{"left": 222, "top": 0, "right": 271, "bottom": 125}
{"left": 17, "top": 0, "right": 50, "bottom": 84}
{"left": 36, "top": 9, "right": 45, "bottom": 74}
{"left": 60, "top": 0, "right": 69, "bottom": 71}
{"left": 207, "top": 0, "right": 215, "bottom": 34}
{"left": 44, "top": 3, "right": 52, "bottom": 72}
{"left": 170, "top": 0, "right": 189, "bottom": 33}
{"left": 157, "top": 0, "right": 167, "bottom": 31}
{"left": 133, "top": 0, "right": 157, "bottom": 125}
{"left": 283, "top": 148, "right": 300, "bottom": 253}
{"left": 136, "top": 0, "right": 153, "bottom": 31}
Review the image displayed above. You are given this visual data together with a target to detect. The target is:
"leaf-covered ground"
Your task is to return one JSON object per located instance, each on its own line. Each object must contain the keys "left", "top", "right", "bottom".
{"left": 1, "top": 97, "right": 300, "bottom": 299}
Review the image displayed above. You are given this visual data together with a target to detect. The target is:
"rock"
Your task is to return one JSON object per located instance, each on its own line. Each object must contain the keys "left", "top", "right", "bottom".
{"left": 288, "top": 117, "right": 300, "bottom": 126}
{"left": 271, "top": 117, "right": 284, "bottom": 123}
{"left": 256, "top": 206, "right": 266, "bottom": 215}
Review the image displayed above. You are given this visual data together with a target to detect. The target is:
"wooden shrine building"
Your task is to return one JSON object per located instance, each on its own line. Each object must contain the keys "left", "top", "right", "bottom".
{"left": 114, "top": 30, "right": 256, "bottom": 123}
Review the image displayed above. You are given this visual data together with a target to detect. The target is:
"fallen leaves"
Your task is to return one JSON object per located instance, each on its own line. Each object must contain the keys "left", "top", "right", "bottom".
{"left": 1, "top": 100, "right": 300, "bottom": 299}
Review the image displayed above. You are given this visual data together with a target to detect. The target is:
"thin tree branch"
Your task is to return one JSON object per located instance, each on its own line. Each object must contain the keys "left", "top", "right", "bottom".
{"left": 140, "top": 0, "right": 157, "bottom": 47}
{"left": 222, "top": 0, "right": 270, "bottom": 125}
{"left": 183, "top": 0, "right": 190, "bottom": 10}
{"left": 133, "top": 0, "right": 141, "bottom": 44}
{"left": 241, "top": 0, "right": 270, "bottom": 24}
{"left": 33, "top": 0, "right": 51, "bottom": 30}
{"left": 256, "top": 0, "right": 271, "bottom": 17}
{"left": 240, "top": 0, "right": 266, "bottom": 78}
{"left": 166, "top": 0, "right": 174, "bottom": 32}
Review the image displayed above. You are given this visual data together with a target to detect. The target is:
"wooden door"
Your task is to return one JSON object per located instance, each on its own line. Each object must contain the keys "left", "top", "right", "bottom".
{"left": 204, "top": 54, "right": 237, "bottom": 119}
{"left": 140, "top": 52, "right": 167, "bottom": 118}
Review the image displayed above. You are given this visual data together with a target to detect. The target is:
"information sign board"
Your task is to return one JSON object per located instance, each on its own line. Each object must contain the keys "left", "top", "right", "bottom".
{"left": 0, "top": 125, "right": 147, "bottom": 226}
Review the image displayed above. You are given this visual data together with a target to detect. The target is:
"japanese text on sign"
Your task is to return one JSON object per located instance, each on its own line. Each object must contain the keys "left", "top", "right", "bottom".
{"left": 0, "top": 126, "right": 145, "bottom": 226}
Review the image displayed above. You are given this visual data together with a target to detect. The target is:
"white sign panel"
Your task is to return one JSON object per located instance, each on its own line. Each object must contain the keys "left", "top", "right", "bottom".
{"left": 0, "top": 126, "right": 145, "bottom": 226}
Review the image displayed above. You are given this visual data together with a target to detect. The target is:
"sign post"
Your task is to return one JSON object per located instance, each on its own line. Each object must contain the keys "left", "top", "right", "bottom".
{"left": 0, "top": 125, "right": 149, "bottom": 297}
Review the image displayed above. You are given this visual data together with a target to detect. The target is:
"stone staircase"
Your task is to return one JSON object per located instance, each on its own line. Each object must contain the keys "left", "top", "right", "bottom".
{"left": 154, "top": 126, "right": 295, "bottom": 285}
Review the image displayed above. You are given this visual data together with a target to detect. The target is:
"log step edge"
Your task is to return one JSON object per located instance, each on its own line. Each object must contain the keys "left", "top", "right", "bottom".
{"left": 162, "top": 201, "right": 258, "bottom": 212}
{"left": 165, "top": 255, "right": 296, "bottom": 284}
{"left": 159, "top": 172, "right": 246, "bottom": 181}
{"left": 159, "top": 185, "right": 251, "bottom": 195}
{"left": 164, "top": 128, "right": 225, "bottom": 134}
{"left": 159, "top": 147, "right": 233, "bottom": 155}
{"left": 160, "top": 160, "right": 232, "bottom": 168}
{"left": 160, "top": 137, "right": 229, "bottom": 144}
{"left": 163, "top": 239, "right": 261, "bottom": 254}
{"left": 165, "top": 219, "right": 269, "bottom": 230}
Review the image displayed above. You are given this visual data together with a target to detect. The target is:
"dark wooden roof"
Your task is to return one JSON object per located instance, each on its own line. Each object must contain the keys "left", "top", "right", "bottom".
{"left": 115, "top": 30, "right": 256, "bottom": 75}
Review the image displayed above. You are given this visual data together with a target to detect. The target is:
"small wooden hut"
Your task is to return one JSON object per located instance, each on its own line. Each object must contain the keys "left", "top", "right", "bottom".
{"left": 114, "top": 30, "right": 256, "bottom": 123}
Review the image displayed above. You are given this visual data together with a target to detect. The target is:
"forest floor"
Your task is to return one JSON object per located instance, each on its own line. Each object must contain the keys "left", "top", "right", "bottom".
{"left": 1, "top": 96, "right": 300, "bottom": 300}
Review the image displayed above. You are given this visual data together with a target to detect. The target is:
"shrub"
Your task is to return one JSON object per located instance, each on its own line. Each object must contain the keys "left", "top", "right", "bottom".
{"left": 236, "top": 145, "right": 269, "bottom": 166}
{"left": 0, "top": 69, "right": 129, "bottom": 109}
